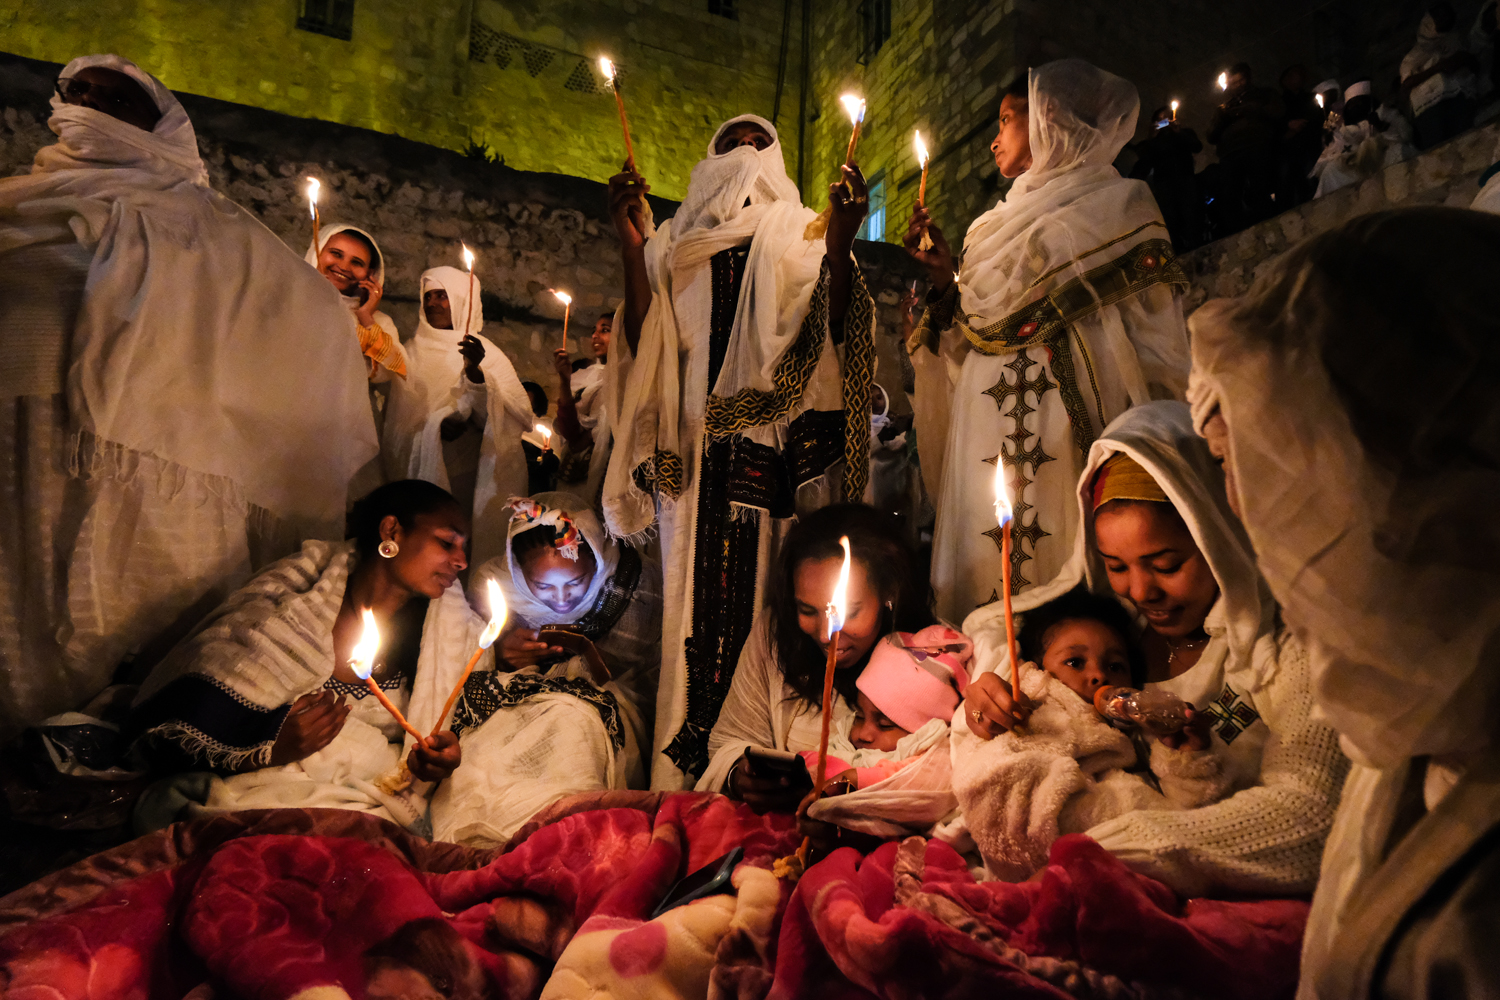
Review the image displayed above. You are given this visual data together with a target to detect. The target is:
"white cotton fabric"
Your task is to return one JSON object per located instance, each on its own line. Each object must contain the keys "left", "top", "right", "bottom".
{"left": 804, "top": 722, "right": 960, "bottom": 839}
{"left": 492, "top": 490, "right": 620, "bottom": 627}
{"left": 384, "top": 265, "right": 532, "bottom": 569}
{"left": 1309, "top": 120, "right": 1415, "bottom": 198}
{"left": 923, "top": 59, "right": 1190, "bottom": 622}
{"left": 1402, "top": 14, "right": 1479, "bottom": 117}
{"left": 958, "top": 401, "right": 1348, "bottom": 895}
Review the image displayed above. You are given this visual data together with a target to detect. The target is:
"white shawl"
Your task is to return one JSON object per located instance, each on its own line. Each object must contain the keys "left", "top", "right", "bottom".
{"left": 0, "top": 54, "right": 376, "bottom": 532}
{"left": 486, "top": 490, "right": 621, "bottom": 628}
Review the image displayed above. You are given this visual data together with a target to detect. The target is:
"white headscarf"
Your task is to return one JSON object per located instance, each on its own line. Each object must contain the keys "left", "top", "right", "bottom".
{"left": 485, "top": 491, "right": 622, "bottom": 628}
{"left": 304, "top": 222, "right": 386, "bottom": 290}
{"left": 1188, "top": 207, "right": 1500, "bottom": 769}
{"left": 957, "top": 59, "right": 1163, "bottom": 331}
{"left": 670, "top": 114, "right": 804, "bottom": 238}
{"left": 0, "top": 54, "right": 375, "bottom": 532}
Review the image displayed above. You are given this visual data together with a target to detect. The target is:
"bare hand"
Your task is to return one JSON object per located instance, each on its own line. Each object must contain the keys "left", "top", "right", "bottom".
{"left": 354, "top": 278, "right": 384, "bottom": 328}
{"left": 903, "top": 207, "right": 954, "bottom": 288}
{"left": 727, "top": 751, "right": 806, "bottom": 814}
{"left": 270, "top": 690, "right": 349, "bottom": 766}
{"left": 458, "top": 335, "right": 486, "bottom": 382}
{"left": 607, "top": 164, "right": 650, "bottom": 251}
{"left": 498, "top": 626, "right": 563, "bottom": 669}
{"left": 408, "top": 729, "right": 462, "bottom": 782}
{"left": 824, "top": 163, "right": 869, "bottom": 259}
{"left": 1157, "top": 706, "right": 1214, "bottom": 752}
{"left": 962, "top": 670, "right": 1034, "bottom": 740}
{"left": 551, "top": 348, "right": 573, "bottom": 388}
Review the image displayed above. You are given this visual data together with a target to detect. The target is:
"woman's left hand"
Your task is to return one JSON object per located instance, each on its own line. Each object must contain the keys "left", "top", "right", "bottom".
{"left": 408, "top": 730, "right": 461, "bottom": 781}
{"left": 825, "top": 163, "right": 869, "bottom": 258}
{"left": 1158, "top": 706, "right": 1214, "bottom": 752}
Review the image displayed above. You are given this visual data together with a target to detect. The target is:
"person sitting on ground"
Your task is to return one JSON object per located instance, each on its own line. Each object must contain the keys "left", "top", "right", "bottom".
{"left": 1401, "top": 2, "right": 1480, "bottom": 149}
{"left": 955, "top": 587, "right": 1233, "bottom": 882}
{"left": 430, "top": 492, "right": 660, "bottom": 846}
{"left": 698, "top": 504, "right": 935, "bottom": 813}
{"left": 128, "top": 480, "right": 471, "bottom": 832}
{"left": 1310, "top": 81, "right": 1417, "bottom": 197}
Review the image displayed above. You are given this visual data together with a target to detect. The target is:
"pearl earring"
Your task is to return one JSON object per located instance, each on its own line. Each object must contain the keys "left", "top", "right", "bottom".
{"left": 378, "top": 540, "right": 399, "bottom": 559}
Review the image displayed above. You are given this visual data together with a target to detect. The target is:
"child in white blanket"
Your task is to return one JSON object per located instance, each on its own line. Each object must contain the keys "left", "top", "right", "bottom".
{"left": 954, "top": 589, "right": 1231, "bottom": 882}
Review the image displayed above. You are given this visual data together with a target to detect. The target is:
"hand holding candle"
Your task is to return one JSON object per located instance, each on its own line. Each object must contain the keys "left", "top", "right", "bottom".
{"left": 598, "top": 57, "right": 636, "bottom": 170}
{"left": 349, "top": 609, "right": 427, "bottom": 746}
{"left": 552, "top": 289, "right": 572, "bottom": 351}
{"left": 994, "top": 458, "right": 1026, "bottom": 723}
{"left": 432, "top": 579, "right": 507, "bottom": 738}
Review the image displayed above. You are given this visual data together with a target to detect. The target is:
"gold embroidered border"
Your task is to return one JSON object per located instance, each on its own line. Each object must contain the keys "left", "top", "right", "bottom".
{"left": 1025, "top": 220, "right": 1170, "bottom": 293}
{"left": 838, "top": 269, "right": 876, "bottom": 503}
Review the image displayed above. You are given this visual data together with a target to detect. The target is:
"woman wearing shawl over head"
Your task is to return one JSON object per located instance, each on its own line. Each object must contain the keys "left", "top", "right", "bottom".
{"left": 903, "top": 59, "right": 1191, "bottom": 624}
{"left": 383, "top": 265, "right": 534, "bottom": 570}
{"left": 956, "top": 401, "right": 1349, "bottom": 897}
{"left": 431, "top": 492, "right": 660, "bottom": 846}
{"left": 0, "top": 55, "right": 377, "bottom": 740}
{"left": 604, "top": 114, "right": 878, "bottom": 789}
{"left": 1188, "top": 206, "right": 1500, "bottom": 998}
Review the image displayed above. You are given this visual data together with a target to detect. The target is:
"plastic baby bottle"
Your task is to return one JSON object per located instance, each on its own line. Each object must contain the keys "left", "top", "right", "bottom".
{"left": 1093, "top": 685, "right": 1194, "bottom": 737}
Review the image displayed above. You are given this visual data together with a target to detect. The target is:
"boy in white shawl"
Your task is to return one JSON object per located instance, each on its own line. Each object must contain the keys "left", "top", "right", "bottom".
{"left": 903, "top": 60, "right": 1191, "bottom": 623}
{"left": 604, "top": 114, "right": 878, "bottom": 789}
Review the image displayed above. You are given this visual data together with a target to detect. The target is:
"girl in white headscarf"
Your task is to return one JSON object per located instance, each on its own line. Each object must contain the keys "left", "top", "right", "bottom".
{"left": 384, "top": 265, "right": 534, "bottom": 569}
{"left": 602, "top": 113, "right": 878, "bottom": 788}
{"left": 1188, "top": 206, "right": 1500, "bottom": 998}
{"left": 305, "top": 223, "right": 407, "bottom": 385}
{"left": 0, "top": 54, "right": 376, "bottom": 739}
{"left": 902, "top": 59, "right": 1192, "bottom": 624}
{"left": 431, "top": 492, "right": 660, "bottom": 845}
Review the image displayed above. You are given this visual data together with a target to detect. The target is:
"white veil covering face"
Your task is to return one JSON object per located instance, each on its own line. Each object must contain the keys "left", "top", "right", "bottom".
{"left": 0, "top": 53, "right": 375, "bottom": 531}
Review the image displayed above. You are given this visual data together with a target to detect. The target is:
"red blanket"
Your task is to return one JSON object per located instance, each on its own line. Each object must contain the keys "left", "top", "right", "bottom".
{"left": 0, "top": 794, "right": 1307, "bottom": 999}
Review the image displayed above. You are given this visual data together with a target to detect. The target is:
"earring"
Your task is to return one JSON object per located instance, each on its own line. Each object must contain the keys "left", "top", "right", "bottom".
{"left": 378, "top": 540, "right": 399, "bottom": 559}
{"left": 885, "top": 600, "right": 894, "bottom": 610}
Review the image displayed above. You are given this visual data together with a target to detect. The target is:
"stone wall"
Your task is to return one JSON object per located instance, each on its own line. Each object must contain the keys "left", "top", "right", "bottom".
{"left": 1182, "top": 119, "right": 1500, "bottom": 307}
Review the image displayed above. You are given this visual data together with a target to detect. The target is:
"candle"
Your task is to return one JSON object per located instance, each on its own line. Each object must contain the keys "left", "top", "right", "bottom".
{"left": 598, "top": 57, "right": 636, "bottom": 170}
{"left": 1315, "top": 92, "right": 1325, "bottom": 109}
{"left": 1217, "top": 71, "right": 1228, "bottom": 92}
{"left": 552, "top": 289, "right": 572, "bottom": 351}
{"left": 461, "top": 244, "right": 476, "bottom": 335}
{"left": 430, "top": 579, "right": 507, "bottom": 738}
{"left": 535, "top": 423, "right": 552, "bottom": 451}
{"left": 793, "top": 535, "right": 852, "bottom": 867}
{"left": 1170, "top": 100, "right": 1179, "bottom": 121}
{"left": 305, "top": 177, "right": 321, "bottom": 248}
{"left": 913, "top": 130, "right": 930, "bottom": 206}
{"left": 994, "top": 458, "right": 1024, "bottom": 719}
{"left": 349, "top": 609, "right": 426, "bottom": 746}
{"left": 840, "top": 94, "right": 866, "bottom": 165}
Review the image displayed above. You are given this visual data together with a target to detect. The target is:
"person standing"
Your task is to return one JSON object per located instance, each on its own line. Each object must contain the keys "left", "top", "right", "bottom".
{"left": 1130, "top": 105, "right": 1205, "bottom": 250}
{"left": 1275, "top": 64, "right": 1326, "bottom": 209}
{"left": 1207, "top": 62, "right": 1284, "bottom": 232}
{"left": 552, "top": 312, "right": 613, "bottom": 499}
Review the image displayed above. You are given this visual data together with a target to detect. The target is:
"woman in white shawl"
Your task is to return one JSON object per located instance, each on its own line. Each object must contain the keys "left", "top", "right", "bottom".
{"left": 383, "top": 265, "right": 533, "bottom": 569}
{"left": 604, "top": 114, "right": 878, "bottom": 789}
{"left": 958, "top": 401, "right": 1349, "bottom": 896}
{"left": 903, "top": 60, "right": 1191, "bottom": 624}
{"left": 1189, "top": 207, "right": 1500, "bottom": 997}
{"left": 306, "top": 222, "right": 408, "bottom": 387}
{"left": 129, "top": 480, "right": 472, "bottom": 832}
{"left": 431, "top": 492, "right": 659, "bottom": 846}
{"left": 0, "top": 55, "right": 376, "bottom": 741}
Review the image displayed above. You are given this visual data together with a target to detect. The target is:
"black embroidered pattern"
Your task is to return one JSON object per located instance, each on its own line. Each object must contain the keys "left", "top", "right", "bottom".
{"left": 979, "top": 348, "right": 1058, "bottom": 592}
{"left": 1205, "top": 682, "right": 1262, "bottom": 744}
{"left": 560, "top": 546, "right": 643, "bottom": 640}
{"left": 324, "top": 669, "right": 409, "bottom": 699}
{"left": 785, "top": 409, "right": 847, "bottom": 491}
{"left": 452, "top": 672, "right": 624, "bottom": 750}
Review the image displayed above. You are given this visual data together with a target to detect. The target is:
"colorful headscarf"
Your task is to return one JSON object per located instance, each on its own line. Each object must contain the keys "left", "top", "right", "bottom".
{"left": 1091, "top": 452, "right": 1170, "bottom": 510}
{"left": 507, "top": 497, "right": 583, "bottom": 561}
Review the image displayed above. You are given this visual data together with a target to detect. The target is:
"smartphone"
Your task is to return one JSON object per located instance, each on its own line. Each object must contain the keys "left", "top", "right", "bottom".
{"left": 537, "top": 626, "right": 611, "bottom": 683}
{"left": 743, "top": 747, "right": 813, "bottom": 791}
{"left": 651, "top": 846, "right": 744, "bottom": 918}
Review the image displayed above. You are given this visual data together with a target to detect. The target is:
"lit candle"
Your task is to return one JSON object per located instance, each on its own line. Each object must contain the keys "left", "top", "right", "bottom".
{"left": 349, "top": 609, "right": 427, "bottom": 745}
{"left": 1217, "top": 71, "right": 1228, "bottom": 92}
{"left": 795, "top": 535, "right": 852, "bottom": 866}
{"left": 1170, "top": 100, "right": 1180, "bottom": 121}
{"left": 1315, "top": 92, "right": 1325, "bottom": 109}
{"left": 430, "top": 579, "right": 507, "bottom": 738}
{"left": 914, "top": 129, "right": 933, "bottom": 251}
{"left": 305, "top": 177, "right": 321, "bottom": 248}
{"left": 598, "top": 57, "right": 636, "bottom": 170}
{"left": 994, "top": 458, "right": 1024, "bottom": 719}
{"left": 461, "top": 244, "right": 476, "bottom": 335}
{"left": 535, "top": 423, "right": 552, "bottom": 451}
{"left": 552, "top": 289, "right": 572, "bottom": 351}
{"left": 840, "top": 95, "right": 866, "bottom": 165}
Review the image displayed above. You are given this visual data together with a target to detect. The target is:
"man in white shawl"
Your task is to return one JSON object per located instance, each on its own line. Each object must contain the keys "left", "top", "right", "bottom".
{"left": 903, "top": 60, "right": 1191, "bottom": 624}
{"left": 1189, "top": 207, "right": 1500, "bottom": 997}
{"left": 0, "top": 55, "right": 376, "bottom": 740}
{"left": 604, "top": 114, "right": 878, "bottom": 789}
{"left": 383, "top": 265, "right": 533, "bottom": 569}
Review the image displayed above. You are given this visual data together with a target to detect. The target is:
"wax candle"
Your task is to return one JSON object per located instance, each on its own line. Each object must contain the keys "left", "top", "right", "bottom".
{"left": 598, "top": 57, "right": 637, "bottom": 170}
{"left": 552, "top": 289, "right": 572, "bottom": 351}
{"left": 462, "top": 244, "right": 476, "bottom": 334}
{"left": 1217, "top": 71, "right": 1228, "bottom": 92}
{"left": 994, "top": 458, "right": 1024, "bottom": 717}
{"left": 349, "top": 609, "right": 426, "bottom": 745}
{"left": 535, "top": 424, "right": 552, "bottom": 452}
{"left": 306, "top": 177, "right": 321, "bottom": 248}
{"left": 431, "top": 579, "right": 507, "bottom": 738}
{"left": 1170, "top": 100, "right": 1180, "bottom": 121}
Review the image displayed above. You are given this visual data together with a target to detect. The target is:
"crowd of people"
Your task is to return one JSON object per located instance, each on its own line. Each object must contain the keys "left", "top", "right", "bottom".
{"left": 1, "top": 34, "right": 1497, "bottom": 1000}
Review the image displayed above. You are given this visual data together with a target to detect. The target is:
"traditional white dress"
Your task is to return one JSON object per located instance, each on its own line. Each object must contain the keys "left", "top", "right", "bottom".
{"left": 602, "top": 114, "right": 877, "bottom": 789}
{"left": 382, "top": 265, "right": 533, "bottom": 569}
{"left": 911, "top": 59, "right": 1190, "bottom": 623}
{"left": 0, "top": 55, "right": 376, "bottom": 740}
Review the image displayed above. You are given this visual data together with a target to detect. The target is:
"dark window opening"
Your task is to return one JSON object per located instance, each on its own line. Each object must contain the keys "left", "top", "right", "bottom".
{"left": 298, "top": 0, "right": 355, "bottom": 41}
{"left": 709, "top": 0, "right": 738, "bottom": 20}
{"left": 859, "top": 0, "right": 891, "bottom": 63}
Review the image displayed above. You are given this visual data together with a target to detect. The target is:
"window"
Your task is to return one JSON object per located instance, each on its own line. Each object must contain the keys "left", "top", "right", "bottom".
{"left": 858, "top": 177, "right": 887, "bottom": 242}
{"left": 297, "top": 0, "right": 355, "bottom": 40}
{"left": 708, "top": 0, "right": 738, "bottom": 19}
{"left": 860, "top": 0, "right": 891, "bottom": 63}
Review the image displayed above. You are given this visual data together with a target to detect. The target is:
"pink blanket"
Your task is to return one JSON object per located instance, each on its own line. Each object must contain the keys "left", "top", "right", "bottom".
{"left": 0, "top": 794, "right": 1307, "bottom": 999}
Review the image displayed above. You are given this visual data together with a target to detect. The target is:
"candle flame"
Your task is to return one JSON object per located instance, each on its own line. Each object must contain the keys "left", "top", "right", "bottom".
{"left": 479, "top": 578, "right": 506, "bottom": 649}
{"left": 994, "top": 456, "right": 1014, "bottom": 528}
{"left": 1170, "top": 100, "right": 1180, "bottom": 113}
{"left": 840, "top": 94, "right": 866, "bottom": 125}
{"left": 535, "top": 423, "right": 552, "bottom": 443}
{"left": 1315, "top": 92, "right": 1325, "bottom": 108}
{"left": 826, "top": 536, "right": 852, "bottom": 639}
{"left": 462, "top": 243, "right": 475, "bottom": 272}
{"left": 913, "top": 129, "right": 929, "bottom": 167}
{"left": 1217, "top": 71, "right": 1228, "bottom": 91}
{"left": 305, "top": 177, "right": 320, "bottom": 218}
{"left": 552, "top": 289, "right": 572, "bottom": 306}
{"left": 598, "top": 57, "right": 615, "bottom": 83}
{"left": 350, "top": 608, "right": 380, "bottom": 680}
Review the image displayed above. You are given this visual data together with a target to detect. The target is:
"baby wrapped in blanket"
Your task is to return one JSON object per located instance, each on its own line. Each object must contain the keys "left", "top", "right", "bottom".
{"left": 954, "top": 589, "right": 1232, "bottom": 882}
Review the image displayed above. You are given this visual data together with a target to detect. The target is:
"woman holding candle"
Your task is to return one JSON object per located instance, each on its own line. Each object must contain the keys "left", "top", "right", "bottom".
{"left": 697, "top": 505, "right": 935, "bottom": 814}
{"left": 956, "top": 401, "right": 1348, "bottom": 898}
{"left": 429, "top": 492, "right": 660, "bottom": 846}
{"left": 603, "top": 113, "right": 879, "bottom": 790}
{"left": 129, "top": 480, "right": 482, "bottom": 832}
{"left": 308, "top": 223, "right": 408, "bottom": 387}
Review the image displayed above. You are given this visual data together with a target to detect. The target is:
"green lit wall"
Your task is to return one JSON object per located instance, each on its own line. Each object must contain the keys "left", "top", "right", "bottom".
{"left": 0, "top": 0, "right": 803, "bottom": 202}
